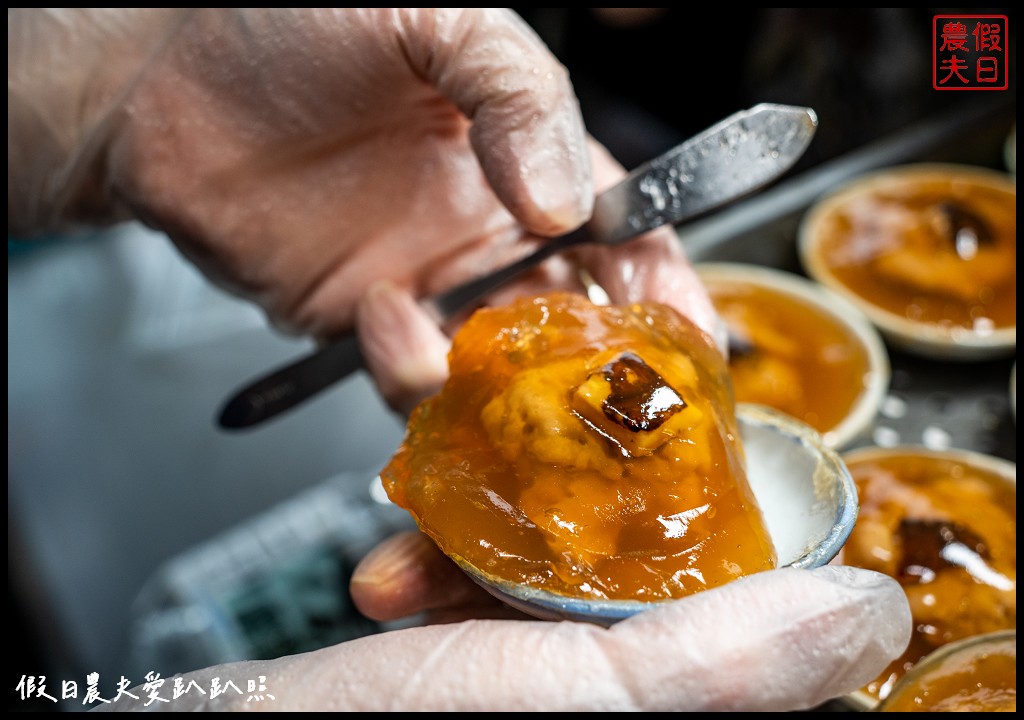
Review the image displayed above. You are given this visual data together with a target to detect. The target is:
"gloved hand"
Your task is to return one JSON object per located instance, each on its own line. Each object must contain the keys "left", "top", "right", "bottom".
{"left": 12, "top": 11, "right": 913, "bottom": 711}
{"left": 8, "top": 7, "right": 717, "bottom": 413}
{"left": 95, "top": 530, "right": 910, "bottom": 712}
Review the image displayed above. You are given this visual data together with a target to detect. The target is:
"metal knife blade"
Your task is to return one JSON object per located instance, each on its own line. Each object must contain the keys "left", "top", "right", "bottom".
{"left": 218, "top": 103, "right": 817, "bottom": 430}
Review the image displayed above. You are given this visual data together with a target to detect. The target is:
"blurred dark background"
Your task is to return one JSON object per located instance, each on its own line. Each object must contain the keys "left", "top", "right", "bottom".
{"left": 9, "top": 7, "right": 1016, "bottom": 712}
{"left": 515, "top": 8, "right": 1015, "bottom": 171}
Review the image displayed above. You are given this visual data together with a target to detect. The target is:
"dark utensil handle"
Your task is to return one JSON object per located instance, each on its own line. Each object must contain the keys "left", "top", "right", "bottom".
{"left": 427, "top": 227, "right": 588, "bottom": 318}
{"left": 217, "top": 333, "right": 364, "bottom": 430}
{"left": 218, "top": 229, "right": 592, "bottom": 431}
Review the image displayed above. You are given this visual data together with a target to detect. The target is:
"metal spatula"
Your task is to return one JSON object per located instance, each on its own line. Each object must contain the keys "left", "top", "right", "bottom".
{"left": 218, "top": 103, "right": 817, "bottom": 430}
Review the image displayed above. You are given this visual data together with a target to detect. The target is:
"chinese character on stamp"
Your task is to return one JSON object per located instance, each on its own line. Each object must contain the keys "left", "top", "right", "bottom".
{"left": 933, "top": 15, "right": 1009, "bottom": 90}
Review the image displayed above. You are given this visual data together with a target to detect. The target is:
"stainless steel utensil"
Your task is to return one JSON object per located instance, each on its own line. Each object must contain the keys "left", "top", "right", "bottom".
{"left": 218, "top": 103, "right": 817, "bottom": 430}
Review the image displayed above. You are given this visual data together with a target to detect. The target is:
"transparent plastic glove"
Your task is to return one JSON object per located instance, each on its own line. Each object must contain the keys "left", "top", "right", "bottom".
{"left": 95, "top": 531, "right": 911, "bottom": 712}
{"left": 8, "top": 8, "right": 718, "bottom": 404}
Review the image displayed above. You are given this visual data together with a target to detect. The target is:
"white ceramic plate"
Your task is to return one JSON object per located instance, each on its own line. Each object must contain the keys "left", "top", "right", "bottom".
{"left": 798, "top": 164, "right": 1016, "bottom": 361}
{"left": 836, "top": 444, "right": 1017, "bottom": 711}
{"left": 697, "top": 262, "right": 889, "bottom": 450}
{"left": 874, "top": 629, "right": 1016, "bottom": 712}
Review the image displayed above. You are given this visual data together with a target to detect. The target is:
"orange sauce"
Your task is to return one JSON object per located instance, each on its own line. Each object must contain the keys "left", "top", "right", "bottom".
{"left": 707, "top": 280, "right": 871, "bottom": 436}
{"left": 878, "top": 632, "right": 1016, "bottom": 712}
{"left": 381, "top": 292, "right": 777, "bottom": 602}
{"left": 813, "top": 173, "right": 1016, "bottom": 332}
{"left": 841, "top": 451, "right": 1016, "bottom": 701}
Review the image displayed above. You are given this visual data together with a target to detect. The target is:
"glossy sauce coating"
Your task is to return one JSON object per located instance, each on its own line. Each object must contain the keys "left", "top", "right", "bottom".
{"left": 878, "top": 633, "right": 1016, "bottom": 712}
{"left": 381, "top": 292, "right": 777, "bottom": 602}
{"left": 707, "top": 281, "right": 871, "bottom": 436}
{"left": 841, "top": 452, "right": 1016, "bottom": 701}
{"left": 813, "top": 173, "right": 1016, "bottom": 332}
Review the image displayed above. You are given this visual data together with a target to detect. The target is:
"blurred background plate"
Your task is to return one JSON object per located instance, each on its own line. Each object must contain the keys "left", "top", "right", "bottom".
{"left": 874, "top": 629, "right": 1016, "bottom": 712}
{"left": 696, "top": 262, "right": 889, "bottom": 450}
{"left": 797, "top": 164, "right": 1016, "bottom": 361}
{"left": 836, "top": 445, "right": 1016, "bottom": 711}
{"left": 8, "top": 8, "right": 1017, "bottom": 711}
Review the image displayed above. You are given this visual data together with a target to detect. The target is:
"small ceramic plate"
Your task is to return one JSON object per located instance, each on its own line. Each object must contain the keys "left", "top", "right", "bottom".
{"left": 874, "top": 629, "right": 1016, "bottom": 712}
{"left": 697, "top": 262, "right": 889, "bottom": 450}
{"left": 798, "top": 164, "right": 1016, "bottom": 361}
{"left": 836, "top": 445, "right": 1016, "bottom": 711}
{"left": 457, "top": 404, "right": 857, "bottom": 625}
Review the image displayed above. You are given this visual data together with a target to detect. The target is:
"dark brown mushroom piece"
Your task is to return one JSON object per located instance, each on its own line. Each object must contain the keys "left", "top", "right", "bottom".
{"left": 597, "top": 352, "right": 687, "bottom": 432}
{"left": 895, "top": 518, "right": 990, "bottom": 585}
